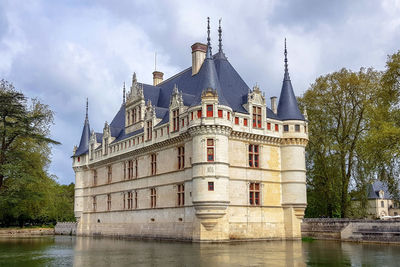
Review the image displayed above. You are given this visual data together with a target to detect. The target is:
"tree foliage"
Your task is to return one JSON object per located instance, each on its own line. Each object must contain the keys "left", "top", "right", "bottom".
{"left": 0, "top": 80, "right": 74, "bottom": 226}
{"left": 300, "top": 51, "right": 400, "bottom": 218}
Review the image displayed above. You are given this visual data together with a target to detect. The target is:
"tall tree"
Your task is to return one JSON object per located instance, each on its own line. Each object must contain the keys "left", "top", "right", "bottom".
{"left": 0, "top": 79, "right": 59, "bottom": 189}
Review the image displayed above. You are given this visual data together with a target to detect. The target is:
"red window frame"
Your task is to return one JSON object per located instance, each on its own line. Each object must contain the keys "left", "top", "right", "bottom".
{"left": 207, "top": 139, "right": 214, "bottom": 162}
{"left": 249, "top": 182, "right": 260, "bottom": 206}
{"left": 253, "top": 106, "right": 262, "bottom": 128}
{"left": 197, "top": 110, "right": 202, "bottom": 119}
{"left": 275, "top": 124, "right": 279, "bottom": 132}
{"left": 235, "top": 117, "right": 239, "bottom": 125}
{"left": 191, "top": 112, "right": 194, "bottom": 120}
{"left": 267, "top": 122, "right": 271, "bottom": 130}
{"left": 207, "top": 105, "right": 213, "bottom": 117}
{"left": 249, "top": 144, "right": 259, "bottom": 168}
{"left": 147, "top": 121, "right": 152, "bottom": 140}
{"left": 208, "top": 182, "right": 214, "bottom": 191}
{"left": 218, "top": 109, "right": 223, "bottom": 118}
{"left": 227, "top": 112, "right": 230, "bottom": 120}
{"left": 173, "top": 109, "right": 179, "bottom": 132}
{"left": 244, "top": 118, "right": 248, "bottom": 126}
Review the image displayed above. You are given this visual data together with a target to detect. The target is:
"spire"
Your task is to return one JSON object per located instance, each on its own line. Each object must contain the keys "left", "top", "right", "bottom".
{"left": 218, "top": 18, "right": 222, "bottom": 53}
{"left": 206, "top": 17, "right": 212, "bottom": 59}
{"left": 277, "top": 38, "right": 304, "bottom": 121}
{"left": 123, "top": 82, "right": 126, "bottom": 104}
{"left": 85, "top": 97, "right": 88, "bottom": 121}
{"left": 284, "top": 38, "right": 289, "bottom": 80}
{"left": 75, "top": 98, "right": 91, "bottom": 156}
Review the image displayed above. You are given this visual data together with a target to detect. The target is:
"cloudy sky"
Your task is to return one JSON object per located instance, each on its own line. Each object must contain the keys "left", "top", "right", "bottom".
{"left": 1, "top": 0, "right": 400, "bottom": 185}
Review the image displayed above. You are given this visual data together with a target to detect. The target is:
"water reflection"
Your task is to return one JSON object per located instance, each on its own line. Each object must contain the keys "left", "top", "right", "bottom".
{"left": 2, "top": 236, "right": 400, "bottom": 266}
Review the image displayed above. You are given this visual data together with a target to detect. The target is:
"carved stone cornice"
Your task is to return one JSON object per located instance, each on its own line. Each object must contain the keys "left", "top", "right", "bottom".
{"left": 280, "top": 138, "right": 308, "bottom": 146}
{"left": 188, "top": 125, "right": 232, "bottom": 137}
{"left": 230, "top": 131, "right": 281, "bottom": 145}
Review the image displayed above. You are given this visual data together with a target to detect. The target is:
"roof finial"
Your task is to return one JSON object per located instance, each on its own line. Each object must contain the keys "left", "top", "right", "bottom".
{"left": 218, "top": 18, "right": 222, "bottom": 53}
{"left": 85, "top": 97, "right": 88, "bottom": 121}
{"left": 206, "top": 17, "right": 212, "bottom": 59}
{"left": 284, "top": 38, "right": 290, "bottom": 80}
{"left": 123, "top": 82, "right": 126, "bottom": 104}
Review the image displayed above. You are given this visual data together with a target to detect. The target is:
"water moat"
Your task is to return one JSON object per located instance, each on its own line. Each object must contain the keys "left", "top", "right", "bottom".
{"left": 1, "top": 236, "right": 400, "bottom": 266}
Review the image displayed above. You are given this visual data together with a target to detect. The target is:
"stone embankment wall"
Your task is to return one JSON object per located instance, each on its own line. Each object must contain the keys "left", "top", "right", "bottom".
{"left": 302, "top": 218, "right": 400, "bottom": 243}
{"left": 55, "top": 222, "right": 77, "bottom": 235}
{"left": 0, "top": 228, "right": 54, "bottom": 236}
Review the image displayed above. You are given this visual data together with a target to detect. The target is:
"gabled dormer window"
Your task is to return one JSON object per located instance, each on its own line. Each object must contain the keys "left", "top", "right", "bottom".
{"left": 173, "top": 109, "right": 179, "bottom": 131}
{"left": 253, "top": 106, "right": 262, "bottom": 128}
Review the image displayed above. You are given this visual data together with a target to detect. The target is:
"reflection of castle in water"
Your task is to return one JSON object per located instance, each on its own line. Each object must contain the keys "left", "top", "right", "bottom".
{"left": 72, "top": 19, "right": 308, "bottom": 242}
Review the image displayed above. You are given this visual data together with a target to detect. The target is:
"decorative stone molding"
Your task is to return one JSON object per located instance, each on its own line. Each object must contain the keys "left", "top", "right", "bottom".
{"left": 280, "top": 138, "right": 308, "bottom": 146}
{"left": 189, "top": 125, "right": 232, "bottom": 137}
{"left": 193, "top": 201, "right": 229, "bottom": 221}
{"left": 126, "top": 72, "right": 144, "bottom": 103}
{"left": 230, "top": 131, "right": 281, "bottom": 145}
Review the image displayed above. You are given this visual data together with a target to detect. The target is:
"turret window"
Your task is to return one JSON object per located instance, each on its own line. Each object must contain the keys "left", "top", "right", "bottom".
{"left": 283, "top": 125, "right": 289, "bottom": 132}
{"left": 295, "top": 125, "right": 300, "bottom": 132}
{"left": 177, "top": 184, "right": 185, "bottom": 206}
{"left": 207, "top": 105, "right": 213, "bottom": 117}
{"left": 150, "top": 188, "right": 157, "bottom": 208}
{"left": 235, "top": 117, "right": 239, "bottom": 125}
{"left": 197, "top": 110, "right": 202, "bottom": 119}
{"left": 151, "top": 154, "right": 157, "bottom": 175}
{"left": 267, "top": 123, "right": 271, "bottom": 130}
{"left": 244, "top": 118, "right": 248, "bottom": 126}
{"left": 249, "top": 144, "right": 259, "bottom": 168}
{"left": 253, "top": 106, "right": 262, "bottom": 128}
{"left": 218, "top": 109, "right": 223, "bottom": 118}
{"left": 208, "top": 182, "right": 214, "bottom": 191}
{"left": 249, "top": 182, "right": 260, "bottom": 206}
{"left": 178, "top": 146, "right": 185, "bottom": 170}
{"left": 207, "top": 139, "right": 214, "bottom": 162}
{"left": 275, "top": 124, "right": 279, "bottom": 132}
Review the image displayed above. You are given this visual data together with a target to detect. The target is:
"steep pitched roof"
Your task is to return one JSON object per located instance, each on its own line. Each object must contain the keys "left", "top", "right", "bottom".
{"left": 367, "top": 181, "right": 393, "bottom": 199}
{"left": 75, "top": 118, "right": 90, "bottom": 156}
{"left": 277, "top": 41, "right": 304, "bottom": 121}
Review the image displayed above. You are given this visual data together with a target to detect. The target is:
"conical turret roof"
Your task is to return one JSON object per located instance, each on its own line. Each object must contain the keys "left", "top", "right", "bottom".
{"left": 75, "top": 99, "right": 91, "bottom": 156}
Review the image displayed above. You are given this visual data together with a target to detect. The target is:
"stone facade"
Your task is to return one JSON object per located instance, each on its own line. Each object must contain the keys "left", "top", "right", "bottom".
{"left": 72, "top": 22, "right": 308, "bottom": 242}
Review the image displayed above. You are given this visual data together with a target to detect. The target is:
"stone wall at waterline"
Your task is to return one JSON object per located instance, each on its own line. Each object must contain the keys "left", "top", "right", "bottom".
{"left": 55, "top": 222, "right": 77, "bottom": 235}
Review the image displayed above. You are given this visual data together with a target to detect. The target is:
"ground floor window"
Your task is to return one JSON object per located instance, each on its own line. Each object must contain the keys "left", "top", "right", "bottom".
{"left": 249, "top": 182, "right": 260, "bottom": 206}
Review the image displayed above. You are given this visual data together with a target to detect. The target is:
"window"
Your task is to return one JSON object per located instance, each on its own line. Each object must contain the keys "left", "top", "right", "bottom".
{"left": 161, "top": 128, "right": 163, "bottom": 137}
{"left": 93, "top": 170, "right": 97, "bottom": 186}
{"left": 107, "top": 194, "right": 111, "bottom": 211}
{"left": 381, "top": 201, "right": 385, "bottom": 208}
{"left": 173, "top": 109, "right": 179, "bottom": 131}
{"left": 207, "top": 105, "right": 213, "bottom": 117}
{"left": 208, "top": 182, "right": 214, "bottom": 191}
{"left": 197, "top": 110, "right": 202, "bottom": 119}
{"left": 135, "top": 191, "right": 138, "bottom": 209}
{"left": 167, "top": 126, "right": 170, "bottom": 134}
{"left": 123, "top": 161, "right": 127, "bottom": 180}
{"left": 128, "top": 192, "right": 133, "bottom": 210}
{"left": 235, "top": 117, "right": 239, "bottom": 125}
{"left": 128, "top": 111, "right": 131, "bottom": 125}
{"left": 155, "top": 130, "right": 157, "bottom": 139}
{"left": 178, "top": 146, "right": 185, "bottom": 170}
{"left": 267, "top": 122, "right": 271, "bottom": 130}
{"left": 253, "top": 106, "right": 262, "bottom": 128}
{"left": 177, "top": 184, "right": 185, "bottom": 206}
{"left": 182, "top": 118, "right": 185, "bottom": 127}
{"left": 249, "top": 144, "right": 259, "bottom": 168}
{"left": 90, "top": 144, "right": 94, "bottom": 160}
{"left": 151, "top": 188, "right": 156, "bottom": 208}
{"left": 284, "top": 125, "right": 289, "bottom": 132}
{"left": 244, "top": 118, "right": 248, "bottom": 126}
{"left": 191, "top": 112, "right": 194, "bottom": 120}
{"left": 218, "top": 109, "right": 223, "bottom": 118}
{"left": 249, "top": 183, "right": 260, "bottom": 206}
{"left": 135, "top": 159, "right": 138, "bottom": 178}
{"left": 107, "top": 165, "right": 112, "bottom": 184}
{"left": 207, "top": 139, "right": 214, "bottom": 162}
{"left": 295, "top": 124, "right": 300, "bottom": 132}
{"left": 128, "top": 160, "right": 133, "bottom": 179}
{"left": 93, "top": 196, "right": 97, "bottom": 211}
{"left": 123, "top": 193, "right": 126, "bottom": 209}
{"left": 151, "top": 154, "right": 157, "bottom": 175}
{"left": 147, "top": 121, "right": 152, "bottom": 140}
{"left": 227, "top": 112, "right": 230, "bottom": 120}
{"left": 275, "top": 124, "right": 279, "bottom": 132}
{"left": 77, "top": 156, "right": 80, "bottom": 162}
{"left": 138, "top": 107, "right": 141, "bottom": 121}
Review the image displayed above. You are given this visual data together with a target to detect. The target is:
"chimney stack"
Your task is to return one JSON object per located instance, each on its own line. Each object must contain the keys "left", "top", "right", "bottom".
{"left": 191, "top": 42, "right": 207, "bottom": 75}
{"left": 271, "top": 96, "right": 277, "bottom": 114}
{"left": 152, "top": 71, "right": 164, "bottom": 86}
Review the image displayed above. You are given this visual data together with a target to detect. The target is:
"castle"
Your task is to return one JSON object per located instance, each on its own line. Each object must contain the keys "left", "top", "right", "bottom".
{"left": 72, "top": 19, "right": 308, "bottom": 242}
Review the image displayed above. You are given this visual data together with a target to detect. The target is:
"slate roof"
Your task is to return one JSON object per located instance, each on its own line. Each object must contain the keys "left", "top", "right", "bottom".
{"left": 75, "top": 118, "right": 90, "bottom": 156}
{"left": 367, "top": 181, "right": 393, "bottom": 199}
{"left": 74, "top": 39, "right": 304, "bottom": 156}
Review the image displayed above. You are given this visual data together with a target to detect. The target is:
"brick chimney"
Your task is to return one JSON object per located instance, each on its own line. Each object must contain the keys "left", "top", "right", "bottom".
{"left": 153, "top": 71, "right": 164, "bottom": 86}
{"left": 271, "top": 96, "right": 277, "bottom": 114}
{"left": 191, "top": 42, "right": 207, "bottom": 75}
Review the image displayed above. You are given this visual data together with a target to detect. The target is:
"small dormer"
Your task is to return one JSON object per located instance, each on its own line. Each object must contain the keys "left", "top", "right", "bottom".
{"left": 244, "top": 85, "right": 266, "bottom": 129}
{"left": 126, "top": 72, "right": 145, "bottom": 133}
{"left": 102, "top": 122, "right": 112, "bottom": 155}
{"left": 379, "top": 190, "right": 385, "bottom": 199}
{"left": 169, "top": 85, "right": 184, "bottom": 133}
{"left": 144, "top": 100, "right": 157, "bottom": 141}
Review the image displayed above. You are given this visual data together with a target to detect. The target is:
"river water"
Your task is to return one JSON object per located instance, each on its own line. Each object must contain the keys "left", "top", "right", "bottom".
{"left": 1, "top": 236, "right": 400, "bottom": 266}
